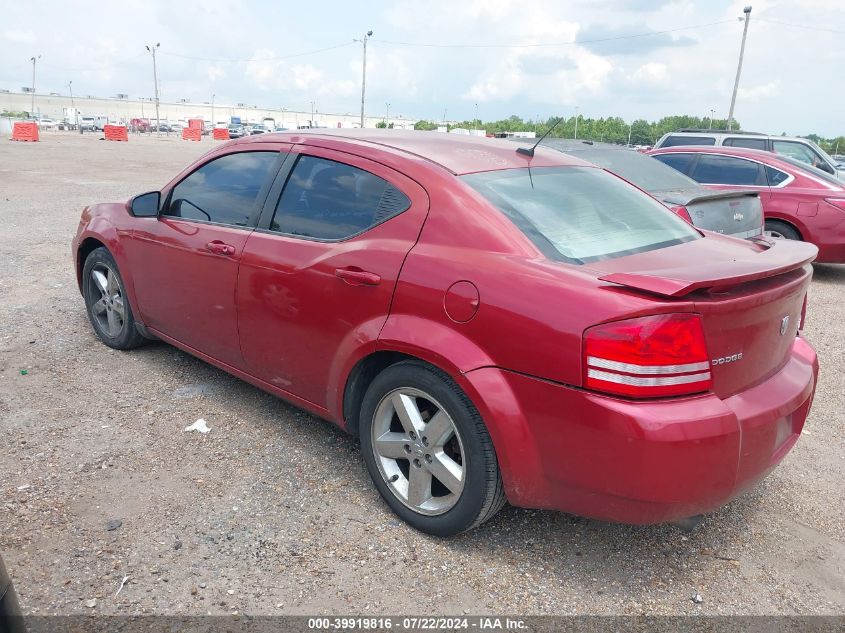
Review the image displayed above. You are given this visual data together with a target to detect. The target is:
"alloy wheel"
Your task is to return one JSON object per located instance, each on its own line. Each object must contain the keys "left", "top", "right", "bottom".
{"left": 371, "top": 387, "right": 465, "bottom": 516}
{"left": 89, "top": 264, "right": 126, "bottom": 337}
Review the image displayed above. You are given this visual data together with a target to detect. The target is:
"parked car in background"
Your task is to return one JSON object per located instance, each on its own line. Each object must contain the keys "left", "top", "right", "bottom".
{"left": 649, "top": 145, "right": 845, "bottom": 263}
{"left": 227, "top": 124, "right": 246, "bottom": 139}
{"left": 79, "top": 116, "right": 96, "bottom": 131}
{"left": 528, "top": 139, "right": 763, "bottom": 239}
{"left": 247, "top": 123, "right": 267, "bottom": 135}
{"left": 169, "top": 122, "right": 185, "bottom": 133}
{"left": 72, "top": 130, "right": 818, "bottom": 536}
{"left": 273, "top": 127, "right": 289, "bottom": 133}
{"left": 36, "top": 118, "right": 58, "bottom": 129}
{"left": 654, "top": 130, "right": 845, "bottom": 180}
{"left": 130, "top": 118, "right": 152, "bottom": 133}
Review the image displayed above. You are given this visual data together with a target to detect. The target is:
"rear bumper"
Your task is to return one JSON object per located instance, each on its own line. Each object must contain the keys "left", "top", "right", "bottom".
{"left": 464, "top": 336, "right": 818, "bottom": 524}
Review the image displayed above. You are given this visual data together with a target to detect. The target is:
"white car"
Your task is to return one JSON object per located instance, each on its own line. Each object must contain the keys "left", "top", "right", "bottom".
{"left": 37, "top": 118, "right": 58, "bottom": 129}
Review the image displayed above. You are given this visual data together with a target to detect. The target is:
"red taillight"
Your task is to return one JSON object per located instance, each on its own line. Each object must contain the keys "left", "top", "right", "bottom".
{"left": 670, "top": 205, "right": 693, "bottom": 224}
{"left": 583, "top": 313, "right": 712, "bottom": 398}
{"left": 824, "top": 198, "right": 845, "bottom": 212}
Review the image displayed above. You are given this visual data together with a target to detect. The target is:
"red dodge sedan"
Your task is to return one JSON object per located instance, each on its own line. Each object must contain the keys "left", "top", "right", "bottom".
{"left": 72, "top": 131, "right": 819, "bottom": 536}
{"left": 648, "top": 145, "right": 845, "bottom": 263}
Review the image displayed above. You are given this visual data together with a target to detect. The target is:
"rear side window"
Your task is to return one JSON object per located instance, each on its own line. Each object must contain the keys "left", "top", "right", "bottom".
{"left": 723, "top": 137, "right": 768, "bottom": 150}
{"left": 652, "top": 152, "right": 697, "bottom": 175}
{"left": 765, "top": 166, "right": 791, "bottom": 187}
{"left": 463, "top": 166, "right": 699, "bottom": 264}
{"left": 689, "top": 155, "right": 766, "bottom": 186}
{"left": 271, "top": 155, "right": 410, "bottom": 240}
{"left": 166, "top": 151, "right": 278, "bottom": 226}
{"left": 660, "top": 135, "right": 716, "bottom": 147}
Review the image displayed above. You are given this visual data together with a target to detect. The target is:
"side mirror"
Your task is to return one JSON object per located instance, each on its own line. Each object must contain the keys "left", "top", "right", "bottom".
{"left": 129, "top": 191, "right": 161, "bottom": 217}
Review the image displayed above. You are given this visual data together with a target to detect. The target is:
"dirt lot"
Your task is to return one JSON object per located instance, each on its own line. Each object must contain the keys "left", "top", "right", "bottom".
{"left": 0, "top": 131, "right": 843, "bottom": 617}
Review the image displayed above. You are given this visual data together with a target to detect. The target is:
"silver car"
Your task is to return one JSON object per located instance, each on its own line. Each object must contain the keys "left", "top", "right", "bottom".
{"left": 654, "top": 130, "right": 844, "bottom": 181}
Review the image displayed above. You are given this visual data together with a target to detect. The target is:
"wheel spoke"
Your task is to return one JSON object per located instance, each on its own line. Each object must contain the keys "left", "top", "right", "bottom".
{"left": 92, "top": 270, "right": 108, "bottom": 294}
{"left": 92, "top": 297, "right": 107, "bottom": 315}
{"left": 407, "top": 467, "right": 432, "bottom": 507}
{"left": 106, "top": 270, "right": 119, "bottom": 295}
{"left": 392, "top": 392, "right": 425, "bottom": 436}
{"left": 106, "top": 307, "right": 120, "bottom": 335}
{"left": 112, "top": 297, "right": 126, "bottom": 320}
{"left": 427, "top": 451, "right": 463, "bottom": 495}
{"left": 374, "top": 431, "right": 411, "bottom": 459}
{"left": 424, "top": 410, "right": 453, "bottom": 448}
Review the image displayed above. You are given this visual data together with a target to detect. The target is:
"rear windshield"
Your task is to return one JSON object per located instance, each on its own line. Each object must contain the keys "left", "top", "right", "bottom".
{"left": 660, "top": 135, "right": 716, "bottom": 147}
{"left": 565, "top": 148, "right": 699, "bottom": 192}
{"left": 463, "top": 166, "right": 699, "bottom": 264}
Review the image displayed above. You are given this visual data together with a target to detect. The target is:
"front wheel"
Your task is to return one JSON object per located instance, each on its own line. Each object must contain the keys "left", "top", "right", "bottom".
{"left": 82, "top": 247, "right": 146, "bottom": 350}
{"left": 359, "top": 361, "right": 505, "bottom": 536}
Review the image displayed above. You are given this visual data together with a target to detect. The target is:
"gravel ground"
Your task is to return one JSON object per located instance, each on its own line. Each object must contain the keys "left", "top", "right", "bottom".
{"left": 0, "top": 132, "right": 843, "bottom": 617}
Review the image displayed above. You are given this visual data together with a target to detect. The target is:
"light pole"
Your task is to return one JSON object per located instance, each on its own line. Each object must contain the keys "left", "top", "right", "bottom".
{"left": 68, "top": 80, "right": 80, "bottom": 133}
{"left": 211, "top": 93, "right": 215, "bottom": 127}
{"left": 727, "top": 6, "right": 752, "bottom": 132}
{"left": 709, "top": 108, "right": 716, "bottom": 130}
{"left": 30, "top": 55, "right": 41, "bottom": 115}
{"left": 356, "top": 30, "right": 373, "bottom": 128}
{"left": 627, "top": 122, "right": 633, "bottom": 147}
{"left": 474, "top": 103, "right": 479, "bottom": 131}
{"left": 385, "top": 102, "right": 390, "bottom": 127}
{"left": 574, "top": 106, "right": 580, "bottom": 140}
{"left": 145, "top": 43, "right": 161, "bottom": 136}
{"left": 310, "top": 100, "right": 316, "bottom": 128}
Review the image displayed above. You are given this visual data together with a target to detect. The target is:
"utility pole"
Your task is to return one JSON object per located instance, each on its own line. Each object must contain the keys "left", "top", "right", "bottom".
{"left": 30, "top": 55, "right": 41, "bottom": 115}
{"left": 310, "top": 100, "right": 316, "bottom": 127}
{"left": 574, "top": 106, "right": 580, "bottom": 140}
{"left": 385, "top": 102, "right": 390, "bottom": 128}
{"left": 727, "top": 6, "right": 752, "bottom": 132}
{"left": 442, "top": 108, "right": 447, "bottom": 126}
{"left": 474, "top": 103, "right": 479, "bottom": 131}
{"left": 145, "top": 43, "right": 161, "bottom": 136}
{"left": 211, "top": 93, "right": 215, "bottom": 127}
{"left": 356, "top": 31, "right": 373, "bottom": 128}
{"left": 627, "top": 123, "right": 633, "bottom": 146}
{"left": 709, "top": 108, "right": 715, "bottom": 130}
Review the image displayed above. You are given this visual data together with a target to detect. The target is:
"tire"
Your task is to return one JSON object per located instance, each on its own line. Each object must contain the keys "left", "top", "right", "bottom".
{"left": 359, "top": 360, "right": 505, "bottom": 536}
{"left": 764, "top": 220, "right": 801, "bottom": 241}
{"left": 82, "top": 247, "right": 146, "bottom": 350}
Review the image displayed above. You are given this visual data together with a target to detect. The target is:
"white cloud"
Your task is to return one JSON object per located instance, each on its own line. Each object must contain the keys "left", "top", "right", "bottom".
{"left": 738, "top": 80, "right": 781, "bottom": 101}
{"left": 2, "top": 29, "right": 35, "bottom": 43}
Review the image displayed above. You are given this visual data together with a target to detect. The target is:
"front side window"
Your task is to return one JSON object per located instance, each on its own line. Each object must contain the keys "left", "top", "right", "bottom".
{"left": 723, "top": 137, "right": 768, "bottom": 151}
{"left": 165, "top": 151, "right": 278, "bottom": 225}
{"left": 689, "top": 155, "right": 766, "bottom": 186}
{"left": 772, "top": 141, "right": 819, "bottom": 167}
{"left": 660, "top": 135, "right": 716, "bottom": 148}
{"left": 463, "top": 166, "right": 699, "bottom": 264}
{"left": 270, "top": 155, "right": 410, "bottom": 240}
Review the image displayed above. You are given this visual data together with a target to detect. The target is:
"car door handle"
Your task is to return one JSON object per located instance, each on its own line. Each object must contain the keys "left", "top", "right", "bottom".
{"left": 335, "top": 267, "right": 381, "bottom": 286}
{"left": 205, "top": 240, "right": 235, "bottom": 256}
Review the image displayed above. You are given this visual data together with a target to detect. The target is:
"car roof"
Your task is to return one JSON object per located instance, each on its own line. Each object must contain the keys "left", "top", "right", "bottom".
{"left": 235, "top": 129, "right": 591, "bottom": 175}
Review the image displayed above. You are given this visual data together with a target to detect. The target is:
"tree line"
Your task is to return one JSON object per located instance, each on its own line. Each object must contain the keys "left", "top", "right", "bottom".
{"left": 413, "top": 114, "right": 845, "bottom": 154}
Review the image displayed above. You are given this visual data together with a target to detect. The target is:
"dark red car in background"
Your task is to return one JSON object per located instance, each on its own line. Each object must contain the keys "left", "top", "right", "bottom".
{"left": 648, "top": 145, "right": 845, "bottom": 263}
{"left": 73, "top": 131, "right": 818, "bottom": 536}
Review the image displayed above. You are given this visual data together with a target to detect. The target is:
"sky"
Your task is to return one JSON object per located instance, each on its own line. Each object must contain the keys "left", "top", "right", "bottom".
{"left": 1, "top": 0, "right": 843, "bottom": 136}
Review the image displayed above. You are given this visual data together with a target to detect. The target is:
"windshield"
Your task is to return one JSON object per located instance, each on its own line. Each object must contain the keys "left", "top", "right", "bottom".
{"left": 565, "top": 148, "right": 699, "bottom": 192}
{"left": 463, "top": 166, "right": 699, "bottom": 264}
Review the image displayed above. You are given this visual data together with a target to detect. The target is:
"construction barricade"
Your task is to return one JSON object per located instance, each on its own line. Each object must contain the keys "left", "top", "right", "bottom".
{"left": 11, "top": 122, "right": 39, "bottom": 142}
{"left": 182, "top": 127, "right": 202, "bottom": 141}
{"left": 212, "top": 128, "right": 230, "bottom": 140}
{"left": 188, "top": 118, "right": 204, "bottom": 130}
{"left": 104, "top": 125, "right": 129, "bottom": 141}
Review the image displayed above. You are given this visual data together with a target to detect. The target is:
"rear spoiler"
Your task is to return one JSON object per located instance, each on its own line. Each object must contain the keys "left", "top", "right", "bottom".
{"left": 600, "top": 238, "right": 818, "bottom": 297}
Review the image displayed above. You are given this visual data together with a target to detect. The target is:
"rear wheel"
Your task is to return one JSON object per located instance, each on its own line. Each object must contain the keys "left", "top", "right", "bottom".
{"left": 82, "top": 247, "right": 146, "bottom": 350}
{"left": 359, "top": 360, "right": 505, "bottom": 537}
{"left": 764, "top": 220, "right": 801, "bottom": 241}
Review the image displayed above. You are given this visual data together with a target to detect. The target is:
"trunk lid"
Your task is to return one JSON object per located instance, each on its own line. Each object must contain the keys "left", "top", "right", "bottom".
{"left": 655, "top": 188, "right": 763, "bottom": 239}
{"left": 593, "top": 235, "right": 816, "bottom": 397}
